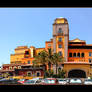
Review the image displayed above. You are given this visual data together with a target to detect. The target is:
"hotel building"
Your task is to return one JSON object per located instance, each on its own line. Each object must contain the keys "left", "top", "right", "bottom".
{"left": 1, "top": 17, "right": 92, "bottom": 78}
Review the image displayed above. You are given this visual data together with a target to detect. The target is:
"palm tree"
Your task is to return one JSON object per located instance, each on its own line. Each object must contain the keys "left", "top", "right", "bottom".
{"left": 32, "top": 60, "right": 37, "bottom": 77}
{"left": 52, "top": 53, "right": 64, "bottom": 76}
{"left": 47, "top": 48, "right": 53, "bottom": 71}
{"left": 34, "top": 50, "right": 48, "bottom": 77}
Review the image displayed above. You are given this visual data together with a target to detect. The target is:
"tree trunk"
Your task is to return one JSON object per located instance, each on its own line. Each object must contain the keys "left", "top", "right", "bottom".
{"left": 56, "top": 63, "right": 58, "bottom": 76}
{"left": 48, "top": 62, "right": 51, "bottom": 71}
{"left": 43, "top": 64, "right": 46, "bottom": 78}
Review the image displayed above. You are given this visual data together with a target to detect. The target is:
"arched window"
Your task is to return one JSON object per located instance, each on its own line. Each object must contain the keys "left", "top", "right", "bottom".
{"left": 69, "top": 53, "right": 72, "bottom": 57}
{"left": 18, "top": 66, "right": 21, "bottom": 69}
{"left": 58, "top": 28, "right": 63, "bottom": 33}
{"left": 9, "top": 67, "right": 12, "bottom": 70}
{"left": 73, "top": 53, "right": 76, "bottom": 57}
{"left": 27, "top": 71, "right": 32, "bottom": 77}
{"left": 13, "top": 66, "right": 17, "bottom": 70}
{"left": 36, "top": 71, "right": 41, "bottom": 77}
{"left": 81, "top": 53, "right": 84, "bottom": 57}
{"left": 77, "top": 53, "right": 80, "bottom": 57}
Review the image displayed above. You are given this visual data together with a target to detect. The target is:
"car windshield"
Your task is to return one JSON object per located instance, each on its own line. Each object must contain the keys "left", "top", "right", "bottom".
{"left": 45, "top": 79, "right": 55, "bottom": 84}
{"left": 25, "top": 80, "right": 35, "bottom": 83}
{"left": 19, "top": 79, "right": 25, "bottom": 81}
{"left": 58, "top": 79, "right": 66, "bottom": 81}
{"left": 85, "top": 79, "right": 92, "bottom": 82}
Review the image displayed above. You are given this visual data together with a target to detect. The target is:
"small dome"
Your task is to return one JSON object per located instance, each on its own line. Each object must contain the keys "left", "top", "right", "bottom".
{"left": 54, "top": 17, "right": 68, "bottom": 24}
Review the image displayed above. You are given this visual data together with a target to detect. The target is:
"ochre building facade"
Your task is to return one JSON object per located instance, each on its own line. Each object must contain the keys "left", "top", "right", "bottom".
{"left": 3, "top": 17, "right": 92, "bottom": 78}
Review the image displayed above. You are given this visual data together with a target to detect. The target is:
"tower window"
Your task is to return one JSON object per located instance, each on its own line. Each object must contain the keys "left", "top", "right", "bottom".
{"left": 58, "top": 37, "right": 62, "bottom": 42}
{"left": 58, "top": 28, "right": 63, "bottom": 33}
{"left": 89, "top": 52, "right": 92, "bottom": 57}
{"left": 48, "top": 44, "right": 51, "bottom": 47}
{"left": 59, "top": 51, "right": 62, "bottom": 56}
{"left": 58, "top": 44, "right": 62, "bottom": 48}
{"left": 28, "top": 60, "right": 30, "bottom": 64}
{"left": 73, "top": 53, "right": 76, "bottom": 57}
{"left": 69, "top": 53, "right": 72, "bottom": 57}
{"left": 89, "top": 59, "right": 92, "bottom": 63}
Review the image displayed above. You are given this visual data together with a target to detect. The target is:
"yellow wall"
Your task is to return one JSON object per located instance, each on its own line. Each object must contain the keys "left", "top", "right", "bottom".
{"left": 35, "top": 48, "right": 45, "bottom": 55}
{"left": 63, "top": 63, "right": 91, "bottom": 77}
{"left": 10, "top": 54, "right": 25, "bottom": 63}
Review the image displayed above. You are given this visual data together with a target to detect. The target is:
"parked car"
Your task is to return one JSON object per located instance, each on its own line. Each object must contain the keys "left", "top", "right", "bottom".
{"left": 0, "top": 78, "right": 22, "bottom": 85}
{"left": 41, "top": 78, "right": 57, "bottom": 85}
{"left": 23, "top": 79, "right": 41, "bottom": 85}
{"left": 84, "top": 79, "right": 92, "bottom": 85}
{"left": 57, "top": 78, "right": 68, "bottom": 85}
{"left": 69, "top": 78, "right": 82, "bottom": 85}
{"left": 18, "top": 79, "right": 28, "bottom": 84}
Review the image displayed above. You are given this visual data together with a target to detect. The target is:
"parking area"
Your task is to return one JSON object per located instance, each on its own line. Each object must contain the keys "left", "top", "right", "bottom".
{"left": 0, "top": 77, "right": 92, "bottom": 85}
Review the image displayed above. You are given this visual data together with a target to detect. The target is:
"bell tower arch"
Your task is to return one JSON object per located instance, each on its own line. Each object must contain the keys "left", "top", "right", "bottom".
{"left": 53, "top": 17, "right": 69, "bottom": 62}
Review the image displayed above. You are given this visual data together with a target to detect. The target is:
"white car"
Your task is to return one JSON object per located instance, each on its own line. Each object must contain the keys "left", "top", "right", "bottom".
{"left": 23, "top": 79, "right": 41, "bottom": 85}
{"left": 84, "top": 79, "right": 92, "bottom": 85}
{"left": 57, "top": 79, "right": 68, "bottom": 85}
{"left": 69, "top": 78, "right": 82, "bottom": 85}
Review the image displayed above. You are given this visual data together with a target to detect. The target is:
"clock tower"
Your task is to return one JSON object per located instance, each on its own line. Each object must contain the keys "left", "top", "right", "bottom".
{"left": 53, "top": 17, "right": 69, "bottom": 62}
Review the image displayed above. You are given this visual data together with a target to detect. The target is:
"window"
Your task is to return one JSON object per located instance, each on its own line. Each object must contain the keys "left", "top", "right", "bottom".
{"left": 58, "top": 38, "right": 62, "bottom": 42}
{"left": 69, "top": 53, "right": 72, "bottom": 57}
{"left": 89, "top": 59, "right": 92, "bottom": 63}
{"left": 89, "top": 52, "right": 92, "bottom": 57}
{"left": 13, "top": 66, "right": 17, "bottom": 69}
{"left": 18, "top": 66, "right": 21, "bottom": 69}
{"left": 59, "top": 51, "right": 62, "bottom": 56}
{"left": 58, "top": 44, "right": 62, "bottom": 48}
{"left": 38, "top": 52, "right": 40, "bottom": 55}
{"left": 9, "top": 67, "right": 12, "bottom": 70}
{"left": 73, "top": 53, "right": 76, "bottom": 57}
{"left": 81, "top": 53, "right": 84, "bottom": 57}
{"left": 27, "top": 71, "right": 32, "bottom": 77}
{"left": 36, "top": 71, "right": 41, "bottom": 77}
{"left": 48, "top": 44, "right": 51, "bottom": 47}
{"left": 25, "top": 51, "right": 29, "bottom": 55}
{"left": 28, "top": 60, "right": 30, "bottom": 64}
{"left": 77, "top": 53, "right": 80, "bottom": 57}
{"left": 58, "top": 28, "right": 63, "bottom": 33}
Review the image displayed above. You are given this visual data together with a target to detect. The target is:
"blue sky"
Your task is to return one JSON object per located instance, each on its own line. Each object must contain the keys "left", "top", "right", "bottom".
{"left": 0, "top": 8, "right": 92, "bottom": 66}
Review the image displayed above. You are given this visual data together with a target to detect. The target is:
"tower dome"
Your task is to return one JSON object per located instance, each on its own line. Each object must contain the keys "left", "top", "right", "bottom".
{"left": 54, "top": 17, "right": 68, "bottom": 24}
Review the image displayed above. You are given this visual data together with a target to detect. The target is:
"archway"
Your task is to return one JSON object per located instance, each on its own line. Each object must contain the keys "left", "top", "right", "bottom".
{"left": 68, "top": 69, "right": 86, "bottom": 78}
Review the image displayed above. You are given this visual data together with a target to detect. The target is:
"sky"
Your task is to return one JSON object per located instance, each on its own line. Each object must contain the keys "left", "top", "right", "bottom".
{"left": 0, "top": 8, "right": 92, "bottom": 66}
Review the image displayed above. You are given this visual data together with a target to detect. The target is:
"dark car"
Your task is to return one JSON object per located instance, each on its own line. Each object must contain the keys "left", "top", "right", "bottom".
{"left": 0, "top": 78, "right": 22, "bottom": 85}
